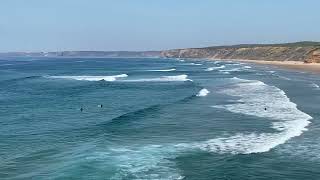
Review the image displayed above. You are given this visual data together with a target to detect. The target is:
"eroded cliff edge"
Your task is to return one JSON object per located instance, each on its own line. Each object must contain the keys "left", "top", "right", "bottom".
{"left": 161, "top": 42, "right": 320, "bottom": 63}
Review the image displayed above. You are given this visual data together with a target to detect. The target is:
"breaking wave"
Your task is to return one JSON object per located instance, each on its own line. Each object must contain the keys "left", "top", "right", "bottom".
{"left": 84, "top": 77, "right": 312, "bottom": 178}
{"left": 196, "top": 88, "right": 210, "bottom": 97}
{"left": 206, "top": 77, "right": 312, "bottom": 154}
{"left": 277, "top": 75, "right": 291, "bottom": 81}
{"left": 219, "top": 68, "right": 243, "bottom": 72}
{"left": 123, "top": 75, "right": 192, "bottom": 82}
{"left": 146, "top": 68, "right": 176, "bottom": 72}
{"left": 205, "top": 65, "right": 225, "bottom": 71}
{"left": 218, "top": 64, "right": 252, "bottom": 73}
{"left": 311, "top": 83, "right": 320, "bottom": 89}
{"left": 47, "top": 74, "right": 192, "bottom": 83}
{"left": 48, "top": 74, "right": 128, "bottom": 81}
{"left": 182, "top": 63, "right": 202, "bottom": 66}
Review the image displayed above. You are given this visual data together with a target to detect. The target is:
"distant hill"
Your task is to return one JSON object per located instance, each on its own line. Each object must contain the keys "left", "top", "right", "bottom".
{"left": 204, "top": 41, "right": 320, "bottom": 49}
{"left": 2, "top": 41, "right": 320, "bottom": 63}
{"left": 0, "top": 51, "right": 161, "bottom": 58}
{"left": 161, "top": 41, "right": 320, "bottom": 63}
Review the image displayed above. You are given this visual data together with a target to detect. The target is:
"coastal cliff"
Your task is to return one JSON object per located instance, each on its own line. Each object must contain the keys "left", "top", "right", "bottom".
{"left": 2, "top": 41, "right": 320, "bottom": 62}
{"left": 307, "top": 49, "right": 320, "bottom": 63}
{"left": 161, "top": 42, "right": 320, "bottom": 63}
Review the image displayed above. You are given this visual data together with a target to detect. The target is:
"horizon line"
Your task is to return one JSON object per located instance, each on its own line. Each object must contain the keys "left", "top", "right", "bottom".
{"left": 0, "top": 41, "right": 319, "bottom": 53}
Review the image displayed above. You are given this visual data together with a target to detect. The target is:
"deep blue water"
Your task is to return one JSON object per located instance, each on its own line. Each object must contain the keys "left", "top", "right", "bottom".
{"left": 0, "top": 57, "right": 320, "bottom": 179}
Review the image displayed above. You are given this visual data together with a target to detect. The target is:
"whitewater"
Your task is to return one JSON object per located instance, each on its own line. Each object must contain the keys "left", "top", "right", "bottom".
{"left": 1, "top": 57, "right": 319, "bottom": 180}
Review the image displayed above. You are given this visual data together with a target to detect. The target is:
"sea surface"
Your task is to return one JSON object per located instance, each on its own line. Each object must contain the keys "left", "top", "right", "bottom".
{"left": 0, "top": 57, "right": 320, "bottom": 180}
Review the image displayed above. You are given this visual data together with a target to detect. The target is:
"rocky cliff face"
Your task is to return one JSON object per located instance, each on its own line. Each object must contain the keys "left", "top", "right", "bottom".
{"left": 161, "top": 42, "right": 320, "bottom": 62}
{"left": 306, "top": 49, "right": 320, "bottom": 63}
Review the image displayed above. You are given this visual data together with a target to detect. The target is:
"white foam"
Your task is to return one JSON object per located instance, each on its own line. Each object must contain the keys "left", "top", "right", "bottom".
{"left": 123, "top": 74, "right": 192, "bottom": 82}
{"left": 146, "top": 68, "right": 176, "bottom": 72}
{"left": 225, "top": 63, "right": 242, "bottom": 66}
{"left": 48, "top": 74, "right": 128, "bottom": 81}
{"left": 197, "top": 88, "right": 210, "bottom": 97}
{"left": 80, "top": 77, "right": 312, "bottom": 178}
{"left": 183, "top": 63, "right": 202, "bottom": 66}
{"left": 207, "top": 77, "right": 312, "bottom": 154}
{"left": 85, "top": 78, "right": 312, "bottom": 177}
{"left": 219, "top": 68, "right": 241, "bottom": 72}
{"left": 311, "top": 83, "right": 320, "bottom": 89}
{"left": 205, "top": 65, "right": 225, "bottom": 71}
{"left": 218, "top": 64, "right": 253, "bottom": 72}
{"left": 90, "top": 145, "right": 184, "bottom": 180}
{"left": 230, "top": 76, "right": 249, "bottom": 82}
{"left": 277, "top": 75, "right": 291, "bottom": 80}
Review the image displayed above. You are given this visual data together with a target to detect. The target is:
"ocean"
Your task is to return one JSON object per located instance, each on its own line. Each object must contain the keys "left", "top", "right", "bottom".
{"left": 0, "top": 57, "right": 320, "bottom": 179}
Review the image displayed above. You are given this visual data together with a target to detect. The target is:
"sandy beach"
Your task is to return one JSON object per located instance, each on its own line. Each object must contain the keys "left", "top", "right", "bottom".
{"left": 213, "top": 59, "right": 320, "bottom": 74}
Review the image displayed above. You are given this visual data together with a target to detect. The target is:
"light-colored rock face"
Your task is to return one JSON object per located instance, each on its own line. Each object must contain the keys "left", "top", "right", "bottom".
{"left": 313, "top": 50, "right": 320, "bottom": 55}
{"left": 311, "top": 49, "right": 320, "bottom": 63}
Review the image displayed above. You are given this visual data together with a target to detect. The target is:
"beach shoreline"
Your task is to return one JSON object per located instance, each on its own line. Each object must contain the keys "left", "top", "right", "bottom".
{"left": 210, "top": 58, "right": 320, "bottom": 74}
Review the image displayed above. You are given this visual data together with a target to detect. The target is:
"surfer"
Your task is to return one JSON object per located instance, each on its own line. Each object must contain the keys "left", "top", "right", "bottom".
{"left": 264, "top": 107, "right": 267, "bottom": 111}
{"left": 98, "top": 104, "right": 103, "bottom": 108}
{"left": 80, "top": 107, "right": 83, "bottom": 112}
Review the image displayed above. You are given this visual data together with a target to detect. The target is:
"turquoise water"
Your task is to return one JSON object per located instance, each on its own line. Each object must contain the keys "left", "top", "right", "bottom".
{"left": 1, "top": 57, "right": 320, "bottom": 179}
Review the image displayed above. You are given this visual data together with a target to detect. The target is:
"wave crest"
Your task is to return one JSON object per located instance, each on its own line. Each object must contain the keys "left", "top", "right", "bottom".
{"left": 146, "top": 68, "right": 176, "bottom": 72}
{"left": 124, "top": 75, "right": 192, "bottom": 82}
{"left": 48, "top": 74, "right": 128, "bottom": 81}
{"left": 208, "top": 77, "right": 312, "bottom": 154}
{"left": 182, "top": 63, "right": 202, "bottom": 66}
{"left": 205, "top": 65, "right": 225, "bottom": 71}
{"left": 83, "top": 77, "right": 312, "bottom": 178}
{"left": 311, "top": 82, "right": 320, "bottom": 89}
{"left": 196, "top": 88, "right": 210, "bottom": 97}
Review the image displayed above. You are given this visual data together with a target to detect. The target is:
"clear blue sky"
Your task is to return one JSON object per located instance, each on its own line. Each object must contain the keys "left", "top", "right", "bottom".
{"left": 0, "top": 0, "right": 319, "bottom": 52}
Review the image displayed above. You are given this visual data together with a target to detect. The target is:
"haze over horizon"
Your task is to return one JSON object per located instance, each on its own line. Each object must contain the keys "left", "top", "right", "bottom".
{"left": 1, "top": 0, "right": 319, "bottom": 52}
